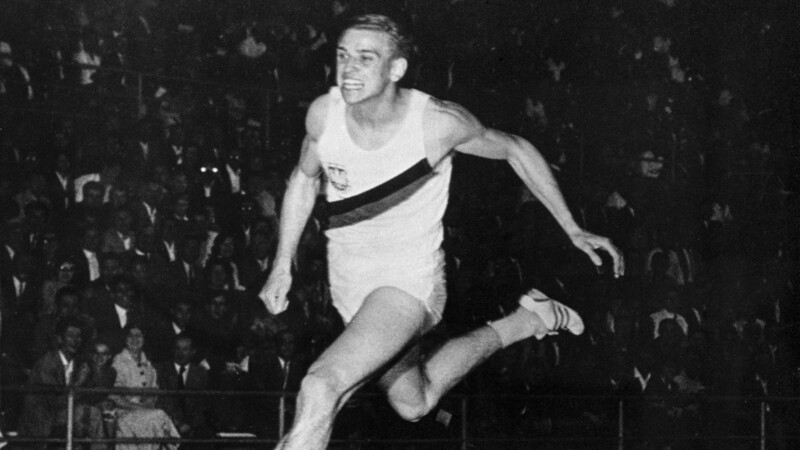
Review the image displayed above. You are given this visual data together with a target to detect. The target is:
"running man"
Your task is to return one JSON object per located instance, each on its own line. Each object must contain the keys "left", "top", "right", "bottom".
{"left": 259, "top": 14, "right": 624, "bottom": 450}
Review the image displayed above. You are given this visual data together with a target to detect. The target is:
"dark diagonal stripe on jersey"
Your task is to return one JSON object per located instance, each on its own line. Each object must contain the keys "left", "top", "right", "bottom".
{"left": 328, "top": 158, "right": 433, "bottom": 229}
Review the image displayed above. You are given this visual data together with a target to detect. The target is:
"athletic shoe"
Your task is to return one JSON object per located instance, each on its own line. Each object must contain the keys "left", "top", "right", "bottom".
{"left": 518, "top": 288, "right": 585, "bottom": 335}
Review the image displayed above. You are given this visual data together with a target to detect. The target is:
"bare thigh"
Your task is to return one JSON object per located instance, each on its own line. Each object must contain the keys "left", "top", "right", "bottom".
{"left": 308, "top": 286, "right": 432, "bottom": 397}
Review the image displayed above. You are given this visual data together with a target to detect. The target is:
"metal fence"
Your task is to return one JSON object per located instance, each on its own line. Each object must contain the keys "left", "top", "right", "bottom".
{"left": 1, "top": 385, "right": 798, "bottom": 449}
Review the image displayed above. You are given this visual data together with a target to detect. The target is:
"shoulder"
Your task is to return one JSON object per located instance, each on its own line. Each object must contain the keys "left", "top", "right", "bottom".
{"left": 305, "top": 92, "right": 333, "bottom": 140}
{"left": 423, "top": 95, "right": 485, "bottom": 149}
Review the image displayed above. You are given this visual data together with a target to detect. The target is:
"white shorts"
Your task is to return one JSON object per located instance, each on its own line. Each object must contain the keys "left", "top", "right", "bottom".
{"left": 327, "top": 241, "right": 447, "bottom": 327}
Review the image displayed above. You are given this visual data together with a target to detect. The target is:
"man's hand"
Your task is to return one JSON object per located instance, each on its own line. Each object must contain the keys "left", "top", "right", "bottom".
{"left": 568, "top": 229, "right": 625, "bottom": 278}
{"left": 259, "top": 268, "right": 292, "bottom": 314}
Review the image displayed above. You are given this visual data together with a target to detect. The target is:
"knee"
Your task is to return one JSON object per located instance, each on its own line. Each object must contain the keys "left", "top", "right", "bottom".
{"left": 298, "top": 367, "right": 351, "bottom": 409}
{"left": 388, "top": 396, "right": 432, "bottom": 423}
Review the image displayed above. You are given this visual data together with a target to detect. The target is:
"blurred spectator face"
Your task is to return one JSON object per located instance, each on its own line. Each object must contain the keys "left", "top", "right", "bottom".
{"left": 142, "top": 182, "right": 163, "bottom": 206}
{"left": 58, "top": 325, "right": 83, "bottom": 357}
{"left": 219, "top": 236, "right": 236, "bottom": 259}
{"left": 22, "top": 151, "right": 41, "bottom": 172}
{"left": 153, "top": 165, "right": 170, "bottom": 186}
{"left": 638, "top": 150, "right": 664, "bottom": 178}
{"left": 169, "top": 126, "right": 186, "bottom": 146}
{"left": 111, "top": 187, "right": 129, "bottom": 208}
{"left": 179, "top": 238, "right": 201, "bottom": 263}
{"left": 91, "top": 342, "right": 112, "bottom": 367}
{"left": 42, "top": 232, "right": 59, "bottom": 255}
{"left": 209, "top": 294, "right": 228, "bottom": 319}
{"left": 124, "top": 326, "right": 145, "bottom": 353}
{"left": 57, "top": 261, "right": 77, "bottom": 284}
{"left": 168, "top": 172, "right": 189, "bottom": 195}
{"left": 131, "top": 260, "right": 149, "bottom": 284}
{"left": 172, "top": 302, "right": 192, "bottom": 328}
{"left": 101, "top": 257, "right": 123, "bottom": 282}
{"left": 13, "top": 253, "right": 35, "bottom": 280}
{"left": 209, "top": 263, "right": 229, "bottom": 288}
{"left": 83, "top": 184, "right": 105, "bottom": 208}
{"left": 113, "top": 209, "right": 133, "bottom": 234}
{"left": 718, "top": 89, "right": 733, "bottom": 106}
{"left": 56, "top": 153, "right": 71, "bottom": 174}
{"left": 239, "top": 200, "right": 257, "bottom": 222}
{"left": 112, "top": 280, "right": 135, "bottom": 309}
{"left": 277, "top": 331, "right": 296, "bottom": 360}
{"left": 136, "top": 226, "right": 156, "bottom": 252}
{"left": 252, "top": 232, "right": 272, "bottom": 258}
{"left": 227, "top": 149, "right": 243, "bottom": 170}
{"left": 56, "top": 291, "right": 80, "bottom": 318}
{"left": 173, "top": 196, "right": 190, "bottom": 218}
{"left": 173, "top": 336, "right": 195, "bottom": 365}
{"left": 82, "top": 227, "right": 101, "bottom": 252}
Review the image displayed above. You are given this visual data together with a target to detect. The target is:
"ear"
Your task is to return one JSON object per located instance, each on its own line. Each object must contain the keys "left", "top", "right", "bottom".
{"left": 389, "top": 57, "right": 408, "bottom": 82}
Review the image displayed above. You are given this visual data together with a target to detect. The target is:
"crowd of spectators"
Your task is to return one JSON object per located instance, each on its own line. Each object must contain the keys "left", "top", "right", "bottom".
{"left": 0, "top": 0, "right": 798, "bottom": 448}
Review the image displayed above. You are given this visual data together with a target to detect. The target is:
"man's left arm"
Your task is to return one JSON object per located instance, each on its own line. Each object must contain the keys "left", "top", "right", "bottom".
{"left": 432, "top": 100, "right": 624, "bottom": 277}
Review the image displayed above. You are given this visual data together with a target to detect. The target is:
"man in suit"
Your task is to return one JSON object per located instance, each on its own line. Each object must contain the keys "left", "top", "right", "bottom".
{"left": 239, "top": 229, "right": 275, "bottom": 291}
{"left": 70, "top": 226, "right": 103, "bottom": 289}
{"left": 155, "top": 334, "right": 212, "bottom": 441}
{"left": 1, "top": 250, "right": 40, "bottom": 365}
{"left": 124, "top": 119, "right": 166, "bottom": 174}
{"left": 132, "top": 181, "right": 164, "bottom": 231}
{"left": 17, "top": 318, "right": 104, "bottom": 449}
{"left": 166, "top": 234, "right": 204, "bottom": 305}
{"left": 45, "top": 152, "right": 75, "bottom": 219}
{"left": 89, "top": 274, "right": 152, "bottom": 353}
{"left": 101, "top": 207, "right": 136, "bottom": 254}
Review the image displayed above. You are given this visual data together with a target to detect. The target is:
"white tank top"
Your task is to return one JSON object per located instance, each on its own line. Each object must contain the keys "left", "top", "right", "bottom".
{"left": 318, "top": 87, "right": 453, "bottom": 262}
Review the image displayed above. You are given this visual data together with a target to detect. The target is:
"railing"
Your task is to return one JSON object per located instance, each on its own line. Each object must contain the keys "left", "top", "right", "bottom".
{"left": 1, "top": 385, "right": 799, "bottom": 449}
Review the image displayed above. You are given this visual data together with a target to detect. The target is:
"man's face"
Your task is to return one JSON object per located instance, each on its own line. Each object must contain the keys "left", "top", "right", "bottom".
{"left": 173, "top": 303, "right": 192, "bottom": 327}
{"left": 174, "top": 338, "right": 195, "bottom": 365}
{"left": 114, "top": 210, "right": 133, "bottom": 232}
{"left": 60, "top": 326, "right": 83, "bottom": 356}
{"left": 336, "top": 29, "right": 406, "bottom": 105}
{"left": 83, "top": 228, "right": 101, "bottom": 252}
{"left": 209, "top": 295, "right": 228, "bottom": 319}
{"left": 638, "top": 151, "right": 663, "bottom": 178}
{"left": 84, "top": 187, "right": 104, "bottom": 208}
{"left": 56, "top": 154, "right": 71, "bottom": 174}
{"left": 57, "top": 293, "right": 80, "bottom": 318}
{"left": 112, "top": 281, "right": 135, "bottom": 309}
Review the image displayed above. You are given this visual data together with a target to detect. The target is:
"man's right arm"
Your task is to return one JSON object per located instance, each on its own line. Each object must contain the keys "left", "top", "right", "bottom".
{"left": 270, "top": 136, "right": 322, "bottom": 274}
{"left": 259, "top": 95, "right": 327, "bottom": 312}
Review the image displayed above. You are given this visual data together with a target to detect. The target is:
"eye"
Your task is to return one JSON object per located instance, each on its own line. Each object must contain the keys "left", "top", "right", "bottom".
{"left": 200, "top": 167, "right": 207, "bottom": 173}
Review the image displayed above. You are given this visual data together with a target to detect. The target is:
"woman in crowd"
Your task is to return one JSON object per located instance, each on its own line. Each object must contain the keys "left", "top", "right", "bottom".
{"left": 110, "top": 323, "right": 180, "bottom": 450}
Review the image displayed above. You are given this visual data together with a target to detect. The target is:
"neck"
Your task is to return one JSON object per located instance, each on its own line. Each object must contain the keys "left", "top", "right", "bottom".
{"left": 349, "top": 86, "right": 404, "bottom": 127}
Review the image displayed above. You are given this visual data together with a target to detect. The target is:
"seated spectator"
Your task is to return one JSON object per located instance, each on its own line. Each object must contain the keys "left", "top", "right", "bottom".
{"left": 90, "top": 273, "right": 159, "bottom": 354}
{"left": 196, "top": 292, "right": 241, "bottom": 367}
{"left": 102, "top": 207, "right": 136, "bottom": 254}
{"left": 39, "top": 257, "right": 79, "bottom": 317}
{"left": 110, "top": 323, "right": 181, "bottom": 450}
{"left": 75, "top": 339, "right": 118, "bottom": 450}
{"left": 155, "top": 334, "right": 213, "bottom": 441}
{"left": 69, "top": 180, "right": 110, "bottom": 232}
{"left": 18, "top": 318, "right": 106, "bottom": 449}
{"left": 648, "top": 287, "right": 689, "bottom": 339}
{"left": 1, "top": 250, "right": 39, "bottom": 364}
{"left": 32, "top": 285, "right": 96, "bottom": 363}
{"left": 69, "top": 225, "right": 103, "bottom": 288}
{"left": 207, "top": 233, "right": 246, "bottom": 292}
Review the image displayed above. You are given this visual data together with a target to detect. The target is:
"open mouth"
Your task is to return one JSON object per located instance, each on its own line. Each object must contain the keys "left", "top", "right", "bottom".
{"left": 341, "top": 80, "right": 363, "bottom": 90}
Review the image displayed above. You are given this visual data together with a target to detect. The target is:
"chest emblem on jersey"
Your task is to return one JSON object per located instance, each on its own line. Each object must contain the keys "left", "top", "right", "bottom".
{"left": 325, "top": 163, "right": 350, "bottom": 192}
